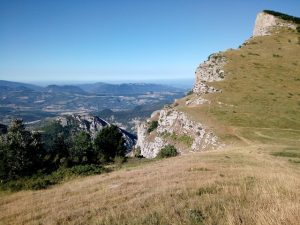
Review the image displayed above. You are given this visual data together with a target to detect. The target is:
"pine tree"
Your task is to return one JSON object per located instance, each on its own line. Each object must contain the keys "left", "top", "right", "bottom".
{"left": 94, "top": 125, "right": 126, "bottom": 162}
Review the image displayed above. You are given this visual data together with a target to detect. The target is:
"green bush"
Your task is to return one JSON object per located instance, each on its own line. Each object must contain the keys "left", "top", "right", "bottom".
{"left": 162, "top": 132, "right": 193, "bottom": 147}
{"left": 69, "top": 164, "right": 105, "bottom": 175}
{"left": 157, "top": 145, "right": 178, "bottom": 158}
{"left": 134, "top": 147, "right": 143, "bottom": 158}
{"left": 147, "top": 121, "right": 158, "bottom": 133}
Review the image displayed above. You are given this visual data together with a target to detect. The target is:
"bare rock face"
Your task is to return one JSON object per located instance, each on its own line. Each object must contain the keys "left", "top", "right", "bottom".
{"left": 253, "top": 12, "right": 297, "bottom": 37}
{"left": 136, "top": 122, "right": 166, "bottom": 158}
{"left": 136, "top": 108, "right": 221, "bottom": 158}
{"left": 157, "top": 109, "right": 220, "bottom": 151}
{"left": 58, "top": 114, "right": 109, "bottom": 138}
{"left": 193, "top": 53, "right": 226, "bottom": 94}
{"left": 58, "top": 114, "right": 137, "bottom": 151}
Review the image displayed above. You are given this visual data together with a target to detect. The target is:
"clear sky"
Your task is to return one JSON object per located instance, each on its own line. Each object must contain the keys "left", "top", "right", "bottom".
{"left": 0, "top": 0, "right": 299, "bottom": 83}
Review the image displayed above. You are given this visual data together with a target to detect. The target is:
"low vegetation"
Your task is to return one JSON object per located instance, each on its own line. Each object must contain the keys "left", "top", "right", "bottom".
{"left": 157, "top": 145, "right": 178, "bottom": 158}
{"left": 162, "top": 132, "right": 194, "bottom": 147}
{"left": 0, "top": 119, "right": 126, "bottom": 191}
{"left": 0, "top": 145, "right": 299, "bottom": 225}
{"left": 147, "top": 120, "right": 158, "bottom": 133}
{"left": 1, "top": 165, "right": 107, "bottom": 191}
{"left": 263, "top": 10, "right": 300, "bottom": 24}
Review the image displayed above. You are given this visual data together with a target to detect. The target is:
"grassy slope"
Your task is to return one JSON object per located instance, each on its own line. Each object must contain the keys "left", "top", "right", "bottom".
{"left": 179, "top": 27, "right": 300, "bottom": 146}
{"left": 0, "top": 146, "right": 299, "bottom": 225}
{"left": 1, "top": 23, "right": 300, "bottom": 225}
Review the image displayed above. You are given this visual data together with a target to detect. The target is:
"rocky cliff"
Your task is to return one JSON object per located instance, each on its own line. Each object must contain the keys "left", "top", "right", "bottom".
{"left": 136, "top": 52, "right": 227, "bottom": 158}
{"left": 190, "top": 52, "right": 227, "bottom": 105}
{"left": 58, "top": 114, "right": 137, "bottom": 151}
{"left": 135, "top": 37, "right": 228, "bottom": 159}
{"left": 136, "top": 106, "right": 221, "bottom": 158}
{"left": 253, "top": 11, "right": 297, "bottom": 37}
{"left": 135, "top": 10, "right": 300, "bottom": 158}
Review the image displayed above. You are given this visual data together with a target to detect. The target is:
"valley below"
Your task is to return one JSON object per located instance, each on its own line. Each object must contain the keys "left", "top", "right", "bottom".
{"left": 0, "top": 81, "right": 186, "bottom": 131}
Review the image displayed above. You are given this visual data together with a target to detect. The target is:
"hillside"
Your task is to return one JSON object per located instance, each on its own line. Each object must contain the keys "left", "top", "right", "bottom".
{"left": 0, "top": 80, "right": 44, "bottom": 91}
{"left": 0, "top": 10, "right": 300, "bottom": 225}
{"left": 136, "top": 10, "right": 300, "bottom": 157}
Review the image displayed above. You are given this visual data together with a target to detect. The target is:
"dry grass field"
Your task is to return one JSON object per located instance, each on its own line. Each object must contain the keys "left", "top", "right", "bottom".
{"left": 0, "top": 144, "right": 299, "bottom": 225}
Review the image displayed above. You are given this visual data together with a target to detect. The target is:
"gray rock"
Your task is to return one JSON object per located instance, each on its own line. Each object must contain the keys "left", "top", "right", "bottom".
{"left": 57, "top": 114, "right": 137, "bottom": 152}
{"left": 193, "top": 53, "right": 226, "bottom": 94}
{"left": 135, "top": 108, "right": 221, "bottom": 158}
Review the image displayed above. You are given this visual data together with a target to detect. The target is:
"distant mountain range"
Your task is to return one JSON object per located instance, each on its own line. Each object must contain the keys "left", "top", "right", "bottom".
{"left": 44, "top": 85, "right": 87, "bottom": 94}
{"left": 0, "top": 80, "right": 43, "bottom": 91}
{"left": 0, "top": 80, "right": 186, "bottom": 125}
{"left": 0, "top": 80, "right": 184, "bottom": 95}
{"left": 78, "top": 82, "right": 182, "bottom": 95}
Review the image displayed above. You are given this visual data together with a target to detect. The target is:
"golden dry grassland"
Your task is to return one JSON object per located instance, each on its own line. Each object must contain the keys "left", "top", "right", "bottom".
{"left": 0, "top": 144, "right": 299, "bottom": 225}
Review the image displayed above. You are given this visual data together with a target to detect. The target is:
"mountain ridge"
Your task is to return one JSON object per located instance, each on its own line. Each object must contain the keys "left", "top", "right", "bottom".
{"left": 136, "top": 10, "right": 300, "bottom": 158}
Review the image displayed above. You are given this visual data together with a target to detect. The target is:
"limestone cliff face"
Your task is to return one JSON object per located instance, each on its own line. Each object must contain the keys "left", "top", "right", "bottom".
{"left": 136, "top": 122, "right": 166, "bottom": 158}
{"left": 253, "top": 12, "right": 297, "bottom": 37}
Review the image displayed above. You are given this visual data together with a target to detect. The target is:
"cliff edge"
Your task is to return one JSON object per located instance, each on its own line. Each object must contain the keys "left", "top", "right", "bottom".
{"left": 253, "top": 10, "right": 298, "bottom": 36}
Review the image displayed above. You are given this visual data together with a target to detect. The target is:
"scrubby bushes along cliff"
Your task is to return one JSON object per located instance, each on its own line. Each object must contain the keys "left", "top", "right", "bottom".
{"left": 0, "top": 119, "right": 126, "bottom": 191}
{"left": 263, "top": 10, "right": 300, "bottom": 24}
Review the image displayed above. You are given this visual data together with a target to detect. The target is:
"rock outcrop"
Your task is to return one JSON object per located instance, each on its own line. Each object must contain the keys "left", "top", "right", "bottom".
{"left": 136, "top": 107, "right": 221, "bottom": 158}
{"left": 136, "top": 50, "right": 226, "bottom": 159}
{"left": 136, "top": 122, "right": 166, "bottom": 158}
{"left": 253, "top": 11, "right": 297, "bottom": 37}
{"left": 58, "top": 114, "right": 137, "bottom": 151}
{"left": 193, "top": 53, "right": 226, "bottom": 94}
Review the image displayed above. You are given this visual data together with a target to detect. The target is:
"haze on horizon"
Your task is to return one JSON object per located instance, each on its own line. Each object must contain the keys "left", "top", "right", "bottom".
{"left": 0, "top": 0, "right": 299, "bottom": 83}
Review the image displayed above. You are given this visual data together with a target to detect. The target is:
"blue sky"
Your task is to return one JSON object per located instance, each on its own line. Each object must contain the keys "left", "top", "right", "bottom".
{"left": 0, "top": 0, "right": 299, "bottom": 83}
